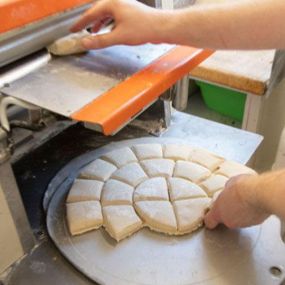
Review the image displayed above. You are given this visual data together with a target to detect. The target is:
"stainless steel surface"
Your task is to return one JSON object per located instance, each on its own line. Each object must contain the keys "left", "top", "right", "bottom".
{"left": 0, "top": 4, "right": 91, "bottom": 67}
{"left": 0, "top": 50, "right": 51, "bottom": 89}
{"left": 47, "top": 137, "right": 284, "bottom": 285}
{"left": 1, "top": 44, "right": 174, "bottom": 116}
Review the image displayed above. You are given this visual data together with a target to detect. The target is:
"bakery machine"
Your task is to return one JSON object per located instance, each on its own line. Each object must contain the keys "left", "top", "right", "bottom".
{"left": 0, "top": 0, "right": 285, "bottom": 285}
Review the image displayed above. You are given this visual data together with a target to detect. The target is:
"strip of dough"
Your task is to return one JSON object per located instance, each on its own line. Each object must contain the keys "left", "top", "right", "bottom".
{"left": 47, "top": 30, "right": 89, "bottom": 56}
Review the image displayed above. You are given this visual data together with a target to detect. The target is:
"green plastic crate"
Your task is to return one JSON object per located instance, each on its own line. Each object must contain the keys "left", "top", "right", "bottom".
{"left": 196, "top": 81, "right": 246, "bottom": 122}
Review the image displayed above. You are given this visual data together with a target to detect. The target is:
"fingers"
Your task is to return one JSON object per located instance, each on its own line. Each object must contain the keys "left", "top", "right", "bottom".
{"left": 71, "top": 1, "right": 113, "bottom": 32}
{"left": 204, "top": 209, "right": 220, "bottom": 229}
{"left": 81, "top": 32, "right": 122, "bottom": 49}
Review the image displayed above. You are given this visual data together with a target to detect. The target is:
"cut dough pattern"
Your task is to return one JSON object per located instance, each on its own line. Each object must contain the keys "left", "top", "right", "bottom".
{"left": 66, "top": 144, "right": 256, "bottom": 241}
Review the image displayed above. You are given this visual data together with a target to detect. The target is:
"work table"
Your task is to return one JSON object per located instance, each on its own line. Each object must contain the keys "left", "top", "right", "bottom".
{"left": 190, "top": 49, "right": 275, "bottom": 96}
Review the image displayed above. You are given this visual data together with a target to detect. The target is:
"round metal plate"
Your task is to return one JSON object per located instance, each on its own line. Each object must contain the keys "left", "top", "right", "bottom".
{"left": 46, "top": 138, "right": 285, "bottom": 285}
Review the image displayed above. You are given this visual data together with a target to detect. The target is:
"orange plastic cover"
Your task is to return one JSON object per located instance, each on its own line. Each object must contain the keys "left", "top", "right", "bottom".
{"left": 0, "top": 0, "right": 92, "bottom": 34}
{"left": 72, "top": 46, "right": 214, "bottom": 135}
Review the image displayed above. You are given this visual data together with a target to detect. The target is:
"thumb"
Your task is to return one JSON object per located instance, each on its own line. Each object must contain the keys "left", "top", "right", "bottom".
{"left": 204, "top": 208, "right": 220, "bottom": 229}
{"left": 82, "top": 33, "right": 121, "bottom": 49}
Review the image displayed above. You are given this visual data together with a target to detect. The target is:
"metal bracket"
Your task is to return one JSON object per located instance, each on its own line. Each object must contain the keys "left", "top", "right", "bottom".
{"left": 0, "top": 96, "right": 40, "bottom": 132}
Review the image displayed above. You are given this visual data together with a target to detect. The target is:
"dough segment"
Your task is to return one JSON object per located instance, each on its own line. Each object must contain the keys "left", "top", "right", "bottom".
{"left": 132, "top": 144, "right": 163, "bottom": 160}
{"left": 173, "top": 160, "right": 211, "bottom": 182}
{"left": 168, "top": 177, "right": 207, "bottom": 201}
{"left": 140, "top": 159, "right": 175, "bottom": 178}
{"left": 173, "top": 198, "right": 211, "bottom": 234}
{"left": 216, "top": 160, "right": 257, "bottom": 177}
{"left": 102, "top": 205, "right": 143, "bottom": 242}
{"left": 135, "top": 201, "right": 177, "bottom": 234}
{"left": 189, "top": 148, "right": 224, "bottom": 171}
{"left": 199, "top": 174, "right": 229, "bottom": 197}
{"left": 66, "top": 201, "right": 103, "bottom": 235}
{"left": 79, "top": 159, "right": 117, "bottom": 181}
{"left": 134, "top": 177, "right": 169, "bottom": 201}
{"left": 111, "top": 162, "right": 148, "bottom": 187}
{"left": 101, "top": 179, "right": 134, "bottom": 206}
{"left": 66, "top": 179, "right": 103, "bottom": 203}
{"left": 101, "top": 147, "right": 137, "bottom": 168}
{"left": 163, "top": 144, "right": 193, "bottom": 160}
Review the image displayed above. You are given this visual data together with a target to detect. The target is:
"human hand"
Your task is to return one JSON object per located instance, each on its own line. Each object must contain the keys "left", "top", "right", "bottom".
{"left": 71, "top": 0, "right": 170, "bottom": 49}
{"left": 204, "top": 174, "right": 270, "bottom": 229}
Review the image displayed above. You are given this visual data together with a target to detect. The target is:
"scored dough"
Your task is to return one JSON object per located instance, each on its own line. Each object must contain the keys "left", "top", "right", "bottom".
{"left": 47, "top": 30, "right": 89, "bottom": 56}
{"left": 111, "top": 162, "right": 148, "bottom": 187}
{"left": 66, "top": 201, "right": 103, "bottom": 235}
{"left": 134, "top": 177, "right": 169, "bottom": 201}
{"left": 132, "top": 144, "right": 163, "bottom": 160}
{"left": 163, "top": 144, "right": 193, "bottom": 160}
{"left": 103, "top": 205, "right": 143, "bottom": 242}
{"left": 135, "top": 201, "right": 177, "bottom": 234}
{"left": 101, "top": 147, "right": 137, "bottom": 168}
{"left": 140, "top": 159, "right": 175, "bottom": 178}
{"left": 66, "top": 179, "right": 104, "bottom": 203}
{"left": 173, "top": 198, "right": 211, "bottom": 234}
{"left": 189, "top": 148, "right": 224, "bottom": 171}
{"left": 66, "top": 143, "right": 257, "bottom": 241}
{"left": 168, "top": 177, "right": 207, "bottom": 201}
{"left": 79, "top": 159, "right": 117, "bottom": 181}
{"left": 216, "top": 160, "right": 256, "bottom": 177}
{"left": 173, "top": 160, "right": 211, "bottom": 182}
{"left": 199, "top": 174, "right": 229, "bottom": 197}
{"left": 101, "top": 179, "right": 134, "bottom": 206}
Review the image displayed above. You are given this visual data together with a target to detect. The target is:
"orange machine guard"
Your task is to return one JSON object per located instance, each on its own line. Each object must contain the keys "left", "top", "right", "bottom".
{"left": 72, "top": 46, "right": 214, "bottom": 135}
{"left": 0, "top": 0, "right": 92, "bottom": 34}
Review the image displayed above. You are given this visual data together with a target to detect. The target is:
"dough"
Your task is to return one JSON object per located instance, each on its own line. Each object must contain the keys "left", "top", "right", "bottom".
{"left": 66, "top": 143, "right": 256, "bottom": 241}
{"left": 168, "top": 177, "right": 207, "bottom": 201}
{"left": 163, "top": 144, "right": 193, "bottom": 160}
{"left": 140, "top": 159, "right": 175, "bottom": 178}
{"left": 199, "top": 174, "right": 228, "bottom": 197}
{"left": 47, "top": 30, "right": 89, "bottom": 56}
{"left": 102, "top": 205, "right": 142, "bottom": 242}
{"left": 134, "top": 177, "right": 169, "bottom": 201}
{"left": 101, "top": 179, "right": 134, "bottom": 206}
{"left": 101, "top": 147, "right": 137, "bottom": 168}
{"left": 66, "top": 179, "right": 104, "bottom": 203}
{"left": 173, "top": 198, "right": 211, "bottom": 234}
{"left": 66, "top": 201, "right": 103, "bottom": 235}
{"left": 79, "top": 159, "right": 117, "bottom": 181}
{"left": 216, "top": 160, "right": 256, "bottom": 177}
{"left": 173, "top": 161, "right": 211, "bottom": 182}
{"left": 111, "top": 162, "right": 148, "bottom": 187}
{"left": 132, "top": 144, "right": 163, "bottom": 160}
{"left": 135, "top": 201, "right": 177, "bottom": 234}
{"left": 189, "top": 148, "right": 224, "bottom": 171}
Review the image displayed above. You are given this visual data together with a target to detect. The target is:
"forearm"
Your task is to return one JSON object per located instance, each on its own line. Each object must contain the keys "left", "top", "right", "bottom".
{"left": 243, "top": 170, "right": 285, "bottom": 221}
{"left": 160, "top": 0, "right": 285, "bottom": 49}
